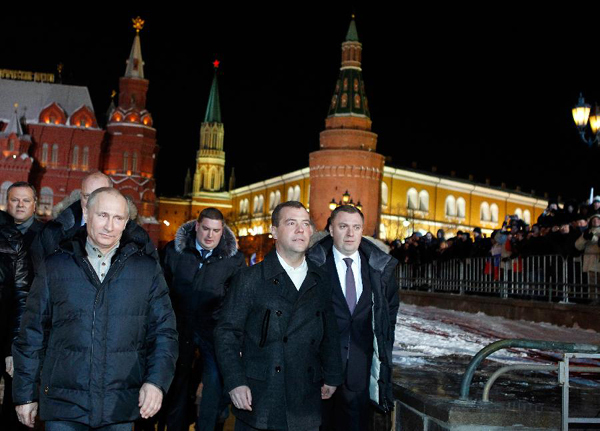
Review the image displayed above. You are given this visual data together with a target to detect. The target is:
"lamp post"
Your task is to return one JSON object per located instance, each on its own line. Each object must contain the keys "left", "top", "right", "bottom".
{"left": 572, "top": 93, "right": 600, "bottom": 146}
{"left": 329, "top": 190, "right": 362, "bottom": 212}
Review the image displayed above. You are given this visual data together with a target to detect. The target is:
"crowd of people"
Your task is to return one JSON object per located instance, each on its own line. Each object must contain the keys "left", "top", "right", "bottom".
{"left": 390, "top": 198, "right": 600, "bottom": 272}
{"left": 0, "top": 172, "right": 399, "bottom": 431}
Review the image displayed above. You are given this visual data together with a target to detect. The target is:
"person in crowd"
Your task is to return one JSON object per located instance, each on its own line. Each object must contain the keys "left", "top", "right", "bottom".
{"left": 12, "top": 187, "right": 178, "bottom": 430}
{"left": 0, "top": 210, "right": 31, "bottom": 430}
{"left": 307, "top": 205, "right": 399, "bottom": 431}
{"left": 161, "top": 207, "right": 246, "bottom": 431}
{"left": 6, "top": 183, "right": 43, "bottom": 251}
{"left": 215, "top": 201, "right": 343, "bottom": 431}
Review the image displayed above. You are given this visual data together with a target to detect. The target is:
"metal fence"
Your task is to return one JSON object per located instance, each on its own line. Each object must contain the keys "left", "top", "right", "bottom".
{"left": 396, "top": 255, "right": 600, "bottom": 303}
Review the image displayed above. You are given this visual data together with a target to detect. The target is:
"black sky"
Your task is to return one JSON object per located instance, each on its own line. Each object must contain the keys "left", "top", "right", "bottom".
{"left": 2, "top": 6, "right": 600, "bottom": 202}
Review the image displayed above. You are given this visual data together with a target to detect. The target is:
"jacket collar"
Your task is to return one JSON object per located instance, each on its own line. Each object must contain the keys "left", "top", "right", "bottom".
{"left": 53, "top": 200, "right": 83, "bottom": 232}
{"left": 174, "top": 219, "right": 238, "bottom": 259}
{"left": 307, "top": 234, "right": 394, "bottom": 273}
{"left": 59, "top": 225, "right": 147, "bottom": 261}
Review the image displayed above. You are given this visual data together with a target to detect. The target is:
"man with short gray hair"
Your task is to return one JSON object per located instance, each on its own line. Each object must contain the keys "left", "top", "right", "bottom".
{"left": 13, "top": 187, "right": 178, "bottom": 430}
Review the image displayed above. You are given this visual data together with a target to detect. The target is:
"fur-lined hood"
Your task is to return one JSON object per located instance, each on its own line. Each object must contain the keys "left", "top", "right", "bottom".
{"left": 174, "top": 220, "right": 238, "bottom": 259}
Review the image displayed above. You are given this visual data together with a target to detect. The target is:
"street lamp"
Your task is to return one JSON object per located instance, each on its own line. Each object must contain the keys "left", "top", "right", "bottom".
{"left": 572, "top": 93, "right": 600, "bottom": 146}
{"left": 329, "top": 191, "right": 362, "bottom": 212}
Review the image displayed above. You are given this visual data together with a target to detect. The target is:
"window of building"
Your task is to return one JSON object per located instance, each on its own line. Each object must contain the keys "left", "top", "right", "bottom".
{"left": 445, "top": 195, "right": 456, "bottom": 217}
{"left": 287, "top": 186, "right": 294, "bottom": 201}
{"left": 51, "top": 144, "right": 59, "bottom": 165}
{"left": 514, "top": 208, "right": 523, "bottom": 220}
{"left": 407, "top": 188, "right": 418, "bottom": 210}
{"left": 41, "top": 143, "right": 48, "bottom": 165}
{"left": 82, "top": 147, "right": 89, "bottom": 170}
{"left": 419, "top": 190, "right": 429, "bottom": 212}
{"left": 457, "top": 197, "right": 466, "bottom": 218}
{"left": 123, "top": 152, "right": 129, "bottom": 171}
{"left": 39, "top": 187, "right": 53, "bottom": 216}
{"left": 480, "top": 202, "right": 491, "bottom": 222}
{"left": 293, "top": 185, "right": 301, "bottom": 201}
{"left": 269, "top": 192, "right": 275, "bottom": 211}
{"left": 523, "top": 210, "right": 531, "bottom": 225}
{"left": 381, "top": 182, "right": 388, "bottom": 207}
{"left": 490, "top": 204, "right": 499, "bottom": 223}
{"left": 132, "top": 152, "right": 138, "bottom": 172}
{"left": 71, "top": 146, "right": 79, "bottom": 169}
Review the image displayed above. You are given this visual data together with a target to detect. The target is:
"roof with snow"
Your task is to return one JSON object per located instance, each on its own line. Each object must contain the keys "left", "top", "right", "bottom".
{"left": 0, "top": 79, "right": 95, "bottom": 124}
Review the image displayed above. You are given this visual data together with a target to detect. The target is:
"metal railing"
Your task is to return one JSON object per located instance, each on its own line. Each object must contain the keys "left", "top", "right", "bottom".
{"left": 397, "top": 255, "right": 600, "bottom": 302}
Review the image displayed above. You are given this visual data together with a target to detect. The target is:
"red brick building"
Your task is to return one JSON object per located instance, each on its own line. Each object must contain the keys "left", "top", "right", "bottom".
{"left": 0, "top": 23, "right": 160, "bottom": 241}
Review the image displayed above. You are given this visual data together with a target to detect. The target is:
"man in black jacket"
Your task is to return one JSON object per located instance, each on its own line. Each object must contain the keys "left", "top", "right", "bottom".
{"left": 162, "top": 207, "right": 246, "bottom": 431}
{"left": 13, "top": 187, "right": 177, "bottom": 430}
{"left": 215, "top": 201, "right": 343, "bottom": 431}
{"left": 307, "top": 205, "right": 399, "bottom": 431}
{"left": 5, "top": 182, "right": 43, "bottom": 252}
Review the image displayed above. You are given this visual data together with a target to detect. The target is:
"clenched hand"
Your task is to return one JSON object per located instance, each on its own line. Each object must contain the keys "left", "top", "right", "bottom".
{"left": 321, "top": 384, "right": 336, "bottom": 399}
{"left": 16, "top": 402, "right": 38, "bottom": 428}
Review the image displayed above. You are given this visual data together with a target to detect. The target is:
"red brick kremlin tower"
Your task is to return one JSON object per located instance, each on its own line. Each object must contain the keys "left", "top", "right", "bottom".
{"left": 309, "top": 17, "right": 384, "bottom": 235}
{"left": 104, "top": 18, "right": 160, "bottom": 237}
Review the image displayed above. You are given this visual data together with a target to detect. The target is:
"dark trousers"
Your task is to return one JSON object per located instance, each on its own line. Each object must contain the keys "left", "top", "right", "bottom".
{"left": 321, "top": 383, "right": 370, "bottom": 431}
{"left": 234, "top": 417, "right": 318, "bottom": 431}
{"left": 45, "top": 421, "right": 132, "bottom": 431}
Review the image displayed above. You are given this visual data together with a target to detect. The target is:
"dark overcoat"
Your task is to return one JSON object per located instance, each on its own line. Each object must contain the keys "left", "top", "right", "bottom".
{"left": 215, "top": 250, "right": 344, "bottom": 431}
{"left": 12, "top": 228, "right": 178, "bottom": 428}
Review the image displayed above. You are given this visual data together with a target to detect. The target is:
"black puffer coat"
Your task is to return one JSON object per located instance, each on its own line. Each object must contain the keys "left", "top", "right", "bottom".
{"left": 161, "top": 220, "right": 246, "bottom": 343}
{"left": 12, "top": 228, "right": 178, "bottom": 427}
{"left": 0, "top": 210, "right": 31, "bottom": 358}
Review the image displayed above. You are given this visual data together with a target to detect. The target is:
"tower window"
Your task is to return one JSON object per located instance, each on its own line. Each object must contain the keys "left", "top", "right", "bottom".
{"left": 72, "top": 145, "right": 79, "bottom": 169}
{"left": 51, "top": 144, "right": 59, "bottom": 165}
{"left": 343, "top": 78, "right": 348, "bottom": 91}
{"left": 341, "top": 94, "right": 348, "bottom": 108}
{"left": 123, "top": 152, "right": 129, "bottom": 171}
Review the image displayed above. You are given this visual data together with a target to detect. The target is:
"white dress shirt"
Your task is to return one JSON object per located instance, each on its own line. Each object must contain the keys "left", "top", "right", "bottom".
{"left": 332, "top": 246, "right": 363, "bottom": 301}
{"left": 276, "top": 252, "right": 308, "bottom": 291}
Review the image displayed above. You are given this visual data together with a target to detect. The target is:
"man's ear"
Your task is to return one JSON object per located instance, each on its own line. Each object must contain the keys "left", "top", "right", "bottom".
{"left": 270, "top": 225, "right": 277, "bottom": 240}
{"left": 83, "top": 206, "right": 88, "bottom": 223}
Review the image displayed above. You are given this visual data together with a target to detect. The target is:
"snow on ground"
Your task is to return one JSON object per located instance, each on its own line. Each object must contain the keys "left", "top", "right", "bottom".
{"left": 393, "top": 303, "right": 600, "bottom": 366}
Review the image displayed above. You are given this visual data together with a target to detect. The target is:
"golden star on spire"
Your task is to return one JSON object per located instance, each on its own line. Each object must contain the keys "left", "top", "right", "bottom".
{"left": 132, "top": 16, "right": 145, "bottom": 33}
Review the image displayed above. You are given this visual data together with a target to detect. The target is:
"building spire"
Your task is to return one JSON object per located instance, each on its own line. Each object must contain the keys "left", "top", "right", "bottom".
{"left": 326, "top": 16, "right": 371, "bottom": 127}
{"left": 204, "top": 60, "right": 222, "bottom": 123}
{"left": 125, "top": 17, "right": 145, "bottom": 79}
{"left": 6, "top": 103, "right": 23, "bottom": 136}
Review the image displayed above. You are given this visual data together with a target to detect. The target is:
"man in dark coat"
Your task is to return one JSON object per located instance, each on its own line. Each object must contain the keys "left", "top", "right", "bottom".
{"left": 307, "top": 205, "right": 399, "bottom": 431}
{"left": 12, "top": 187, "right": 178, "bottom": 430}
{"left": 215, "top": 201, "right": 343, "bottom": 431}
{"left": 0, "top": 210, "right": 32, "bottom": 430}
{"left": 161, "top": 207, "right": 246, "bottom": 431}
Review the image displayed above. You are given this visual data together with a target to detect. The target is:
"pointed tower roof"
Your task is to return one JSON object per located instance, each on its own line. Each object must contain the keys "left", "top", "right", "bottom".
{"left": 5, "top": 103, "right": 23, "bottom": 136}
{"left": 204, "top": 60, "right": 222, "bottom": 123}
{"left": 326, "top": 16, "right": 371, "bottom": 123}
{"left": 346, "top": 16, "right": 359, "bottom": 42}
{"left": 125, "top": 17, "right": 145, "bottom": 79}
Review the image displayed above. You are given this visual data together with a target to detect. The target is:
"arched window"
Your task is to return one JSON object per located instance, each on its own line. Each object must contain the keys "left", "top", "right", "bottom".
{"left": 523, "top": 210, "right": 531, "bottom": 225}
{"left": 240, "top": 200, "right": 245, "bottom": 215}
{"left": 275, "top": 190, "right": 281, "bottom": 207}
{"left": 200, "top": 167, "right": 207, "bottom": 190}
{"left": 82, "top": 147, "right": 89, "bottom": 170}
{"left": 419, "top": 190, "right": 429, "bottom": 212}
{"left": 480, "top": 202, "right": 491, "bottom": 222}
{"left": 123, "top": 152, "right": 129, "bottom": 171}
{"left": 210, "top": 171, "right": 216, "bottom": 189}
{"left": 407, "top": 188, "right": 418, "bottom": 210}
{"left": 293, "top": 185, "right": 301, "bottom": 201}
{"left": 0, "top": 181, "right": 12, "bottom": 209}
{"left": 259, "top": 195, "right": 264, "bottom": 212}
{"left": 379, "top": 223, "right": 387, "bottom": 240}
{"left": 220, "top": 168, "right": 225, "bottom": 189}
{"left": 71, "top": 145, "right": 79, "bottom": 169}
{"left": 253, "top": 196, "right": 259, "bottom": 214}
{"left": 287, "top": 186, "right": 294, "bottom": 201}
{"left": 456, "top": 197, "right": 466, "bottom": 218}
{"left": 381, "top": 182, "right": 389, "bottom": 207}
{"left": 445, "top": 195, "right": 456, "bottom": 217}
{"left": 490, "top": 204, "right": 499, "bottom": 223}
{"left": 51, "top": 144, "right": 59, "bottom": 165}
{"left": 41, "top": 143, "right": 48, "bottom": 165}
{"left": 39, "top": 187, "right": 53, "bottom": 216}
{"left": 8, "top": 139, "right": 14, "bottom": 152}
{"left": 132, "top": 152, "right": 138, "bottom": 172}
{"left": 514, "top": 208, "right": 523, "bottom": 220}
{"left": 269, "top": 192, "right": 275, "bottom": 210}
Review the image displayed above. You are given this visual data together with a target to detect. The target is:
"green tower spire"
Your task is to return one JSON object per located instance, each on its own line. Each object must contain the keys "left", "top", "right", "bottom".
{"left": 204, "top": 60, "right": 222, "bottom": 123}
{"left": 346, "top": 15, "right": 359, "bottom": 42}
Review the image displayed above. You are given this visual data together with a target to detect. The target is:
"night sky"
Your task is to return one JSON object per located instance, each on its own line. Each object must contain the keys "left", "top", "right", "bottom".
{"left": 3, "top": 6, "right": 600, "bottom": 202}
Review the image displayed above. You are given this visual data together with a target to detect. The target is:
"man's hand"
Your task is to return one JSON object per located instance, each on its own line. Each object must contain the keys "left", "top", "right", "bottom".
{"left": 16, "top": 402, "right": 38, "bottom": 428}
{"left": 138, "top": 383, "right": 163, "bottom": 419}
{"left": 5, "top": 356, "right": 13, "bottom": 378}
{"left": 321, "top": 384, "right": 336, "bottom": 400}
{"left": 229, "top": 385, "right": 252, "bottom": 411}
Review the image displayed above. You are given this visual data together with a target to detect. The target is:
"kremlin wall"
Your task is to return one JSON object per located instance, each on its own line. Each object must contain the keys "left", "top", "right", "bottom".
{"left": 0, "top": 18, "right": 548, "bottom": 254}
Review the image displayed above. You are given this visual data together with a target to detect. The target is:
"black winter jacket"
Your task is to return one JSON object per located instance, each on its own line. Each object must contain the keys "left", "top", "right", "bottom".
{"left": 215, "top": 250, "right": 344, "bottom": 431}
{"left": 161, "top": 220, "right": 246, "bottom": 343}
{"left": 0, "top": 210, "right": 31, "bottom": 358}
{"left": 12, "top": 228, "right": 178, "bottom": 427}
{"left": 307, "top": 235, "right": 400, "bottom": 413}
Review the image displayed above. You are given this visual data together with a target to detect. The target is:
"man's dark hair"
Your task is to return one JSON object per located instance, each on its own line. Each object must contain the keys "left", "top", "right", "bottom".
{"left": 271, "top": 201, "right": 307, "bottom": 227}
{"left": 198, "top": 207, "right": 224, "bottom": 223}
{"left": 330, "top": 205, "right": 364, "bottom": 224}
{"left": 7, "top": 181, "right": 37, "bottom": 200}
